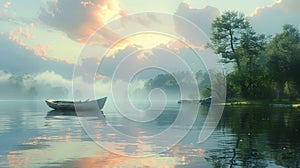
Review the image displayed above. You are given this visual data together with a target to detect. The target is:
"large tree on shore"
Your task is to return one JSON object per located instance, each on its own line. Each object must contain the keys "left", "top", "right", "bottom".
{"left": 209, "top": 11, "right": 248, "bottom": 70}
{"left": 266, "top": 24, "right": 300, "bottom": 98}
{"left": 209, "top": 11, "right": 267, "bottom": 98}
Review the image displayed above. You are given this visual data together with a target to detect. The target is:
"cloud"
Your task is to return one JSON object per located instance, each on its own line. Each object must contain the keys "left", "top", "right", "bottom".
{"left": 9, "top": 28, "right": 26, "bottom": 46}
{"left": 8, "top": 26, "right": 33, "bottom": 45}
{"left": 40, "top": 0, "right": 122, "bottom": 43}
{"left": 4, "top": 2, "right": 11, "bottom": 9}
{"left": 93, "top": 43, "right": 209, "bottom": 82}
{"left": 250, "top": 0, "right": 300, "bottom": 34}
{"left": 8, "top": 27, "right": 53, "bottom": 60}
{"left": 33, "top": 44, "right": 52, "bottom": 59}
{"left": 0, "top": 34, "right": 74, "bottom": 79}
{"left": 174, "top": 3, "right": 220, "bottom": 46}
{"left": 0, "top": 1, "right": 11, "bottom": 20}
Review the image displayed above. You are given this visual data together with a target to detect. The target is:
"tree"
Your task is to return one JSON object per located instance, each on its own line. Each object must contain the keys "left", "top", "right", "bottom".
{"left": 266, "top": 24, "right": 300, "bottom": 98}
{"left": 210, "top": 11, "right": 249, "bottom": 70}
{"left": 238, "top": 27, "right": 269, "bottom": 98}
{"left": 209, "top": 11, "right": 267, "bottom": 98}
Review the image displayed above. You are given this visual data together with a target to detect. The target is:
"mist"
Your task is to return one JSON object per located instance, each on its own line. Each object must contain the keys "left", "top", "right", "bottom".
{"left": 0, "top": 69, "right": 211, "bottom": 106}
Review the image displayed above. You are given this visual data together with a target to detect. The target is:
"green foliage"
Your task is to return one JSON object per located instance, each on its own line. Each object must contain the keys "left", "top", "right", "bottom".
{"left": 210, "top": 11, "right": 300, "bottom": 99}
{"left": 143, "top": 13, "right": 300, "bottom": 100}
{"left": 266, "top": 24, "right": 300, "bottom": 98}
{"left": 210, "top": 11, "right": 250, "bottom": 66}
{"left": 210, "top": 11, "right": 269, "bottom": 98}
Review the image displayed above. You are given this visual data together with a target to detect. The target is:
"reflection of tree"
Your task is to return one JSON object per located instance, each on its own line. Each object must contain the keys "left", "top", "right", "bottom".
{"left": 267, "top": 109, "right": 300, "bottom": 167}
{"left": 205, "top": 106, "right": 300, "bottom": 167}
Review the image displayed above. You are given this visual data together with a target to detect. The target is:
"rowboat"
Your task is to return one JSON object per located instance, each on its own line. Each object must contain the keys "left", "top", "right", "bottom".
{"left": 45, "top": 97, "right": 107, "bottom": 111}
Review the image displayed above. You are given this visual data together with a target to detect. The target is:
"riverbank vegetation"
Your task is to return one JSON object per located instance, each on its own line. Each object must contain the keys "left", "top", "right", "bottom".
{"left": 145, "top": 11, "right": 300, "bottom": 102}
{"left": 210, "top": 11, "right": 300, "bottom": 100}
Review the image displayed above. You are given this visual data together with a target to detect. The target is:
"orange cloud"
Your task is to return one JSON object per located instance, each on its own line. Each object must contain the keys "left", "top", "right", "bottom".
{"left": 80, "top": 1, "right": 94, "bottom": 8}
{"left": 34, "top": 44, "right": 52, "bottom": 59}
{"left": 8, "top": 27, "right": 53, "bottom": 61}
{"left": 9, "top": 27, "right": 33, "bottom": 42}
{"left": 250, "top": 0, "right": 282, "bottom": 17}
{"left": 4, "top": 2, "right": 11, "bottom": 9}
{"left": 23, "top": 28, "right": 33, "bottom": 39}
{"left": 40, "top": 0, "right": 122, "bottom": 43}
{"left": 0, "top": 1, "right": 11, "bottom": 20}
{"left": 9, "top": 28, "right": 27, "bottom": 46}
{"left": 119, "top": 9, "right": 128, "bottom": 17}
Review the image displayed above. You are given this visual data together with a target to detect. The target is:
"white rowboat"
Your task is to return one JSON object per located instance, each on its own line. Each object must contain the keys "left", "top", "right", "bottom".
{"left": 45, "top": 97, "right": 107, "bottom": 111}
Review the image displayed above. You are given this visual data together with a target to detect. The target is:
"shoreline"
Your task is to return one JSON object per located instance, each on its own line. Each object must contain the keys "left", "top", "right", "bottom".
{"left": 225, "top": 99, "right": 300, "bottom": 107}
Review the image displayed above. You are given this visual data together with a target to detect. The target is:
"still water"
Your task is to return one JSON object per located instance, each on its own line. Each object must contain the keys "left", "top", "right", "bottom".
{"left": 0, "top": 101, "right": 300, "bottom": 167}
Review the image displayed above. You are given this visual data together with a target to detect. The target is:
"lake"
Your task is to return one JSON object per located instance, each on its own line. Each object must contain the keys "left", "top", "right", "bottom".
{"left": 1, "top": 101, "right": 300, "bottom": 167}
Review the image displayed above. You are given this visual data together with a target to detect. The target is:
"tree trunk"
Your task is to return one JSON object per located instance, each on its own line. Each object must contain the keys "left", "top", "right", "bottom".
{"left": 229, "top": 29, "right": 247, "bottom": 98}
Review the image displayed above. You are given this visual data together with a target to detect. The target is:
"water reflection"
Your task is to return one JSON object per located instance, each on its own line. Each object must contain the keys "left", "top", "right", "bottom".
{"left": 206, "top": 106, "right": 300, "bottom": 168}
{"left": 46, "top": 110, "right": 106, "bottom": 119}
{"left": 2, "top": 101, "right": 300, "bottom": 167}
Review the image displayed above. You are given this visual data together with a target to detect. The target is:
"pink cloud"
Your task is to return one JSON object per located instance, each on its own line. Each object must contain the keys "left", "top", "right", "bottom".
{"left": 119, "top": 9, "right": 128, "bottom": 17}
{"left": 4, "top": 2, "right": 11, "bottom": 9}
{"left": 23, "top": 29, "right": 32, "bottom": 39}
{"left": 9, "top": 28, "right": 26, "bottom": 46}
{"left": 80, "top": 1, "right": 94, "bottom": 8}
{"left": 40, "top": 0, "right": 122, "bottom": 43}
{"left": 8, "top": 27, "right": 53, "bottom": 61}
{"left": 8, "top": 27, "right": 33, "bottom": 46}
{"left": 0, "top": 2, "right": 11, "bottom": 20}
{"left": 34, "top": 44, "right": 52, "bottom": 59}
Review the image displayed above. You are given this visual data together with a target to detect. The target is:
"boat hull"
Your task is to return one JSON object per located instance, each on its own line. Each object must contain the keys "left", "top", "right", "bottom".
{"left": 45, "top": 97, "right": 107, "bottom": 111}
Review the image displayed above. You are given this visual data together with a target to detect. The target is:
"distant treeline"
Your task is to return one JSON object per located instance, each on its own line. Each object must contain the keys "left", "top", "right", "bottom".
{"left": 144, "top": 71, "right": 211, "bottom": 99}
{"left": 0, "top": 71, "right": 69, "bottom": 100}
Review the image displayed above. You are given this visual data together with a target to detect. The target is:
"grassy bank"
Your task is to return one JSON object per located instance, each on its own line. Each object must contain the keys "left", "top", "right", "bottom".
{"left": 225, "top": 98, "right": 300, "bottom": 107}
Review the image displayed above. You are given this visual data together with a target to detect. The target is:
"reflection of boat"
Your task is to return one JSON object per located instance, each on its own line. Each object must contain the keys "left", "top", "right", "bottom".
{"left": 46, "top": 110, "right": 77, "bottom": 117}
{"left": 45, "top": 97, "right": 107, "bottom": 111}
{"left": 46, "top": 110, "right": 106, "bottom": 119}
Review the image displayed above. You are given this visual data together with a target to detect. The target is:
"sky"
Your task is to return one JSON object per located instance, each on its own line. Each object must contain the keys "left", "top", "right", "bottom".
{"left": 0, "top": 0, "right": 300, "bottom": 99}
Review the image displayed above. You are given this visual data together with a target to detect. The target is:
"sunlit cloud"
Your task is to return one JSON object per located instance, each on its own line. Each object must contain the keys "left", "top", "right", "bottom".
{"left": 8, "top": 27, "right": 53, "bottom": 60}
{"left": 9, "top": 28, "right": 26, "bottom": 46}
{"left": 0, "top": 34, "right": 74, "bottom": 78}
{"left": 250, "top": 0, "right": 282, "bottom": 17}
{"left": 250, "top": 0, "right": 300, "bottom": 34}
{"left": 8, "top": 27, "right": 33, "bottom": 46}
{"left": 3, "top": 2, "right": 11, "bottom": 9}
{"left": 105, "top": 33, "right": 173, "bottom": 57}
{"left": 0, "top": 1, "right": 12, "bottom": 20}
{"left": 33, "top": 44, "right": 52, "bottom": 59}
{"left": 40, "top": 0, "right": 122, "bottom": 43}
